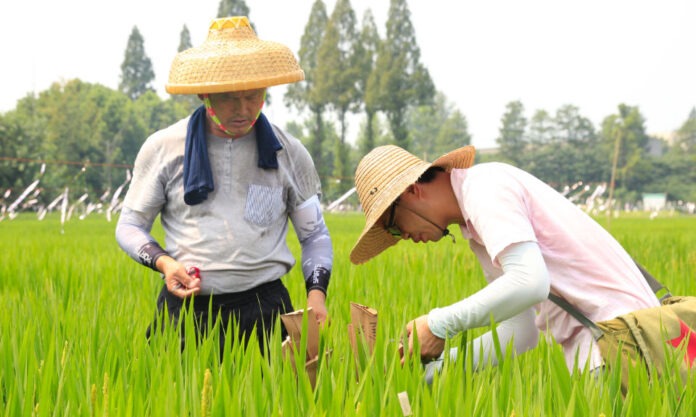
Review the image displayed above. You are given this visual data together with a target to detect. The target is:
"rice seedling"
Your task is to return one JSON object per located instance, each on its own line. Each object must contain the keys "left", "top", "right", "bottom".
{"left": 0, "top": 213, "right": 694, "bottom": 416}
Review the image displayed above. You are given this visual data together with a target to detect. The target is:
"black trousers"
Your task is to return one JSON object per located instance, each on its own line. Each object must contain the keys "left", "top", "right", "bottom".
{"left": 147, "top": 279, "right": 294, "bottom": 355}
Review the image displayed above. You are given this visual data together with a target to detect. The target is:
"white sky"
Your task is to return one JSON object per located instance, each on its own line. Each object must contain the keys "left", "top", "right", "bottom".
{"left": 1, "top": 0, "right": 695, "bottom": 149}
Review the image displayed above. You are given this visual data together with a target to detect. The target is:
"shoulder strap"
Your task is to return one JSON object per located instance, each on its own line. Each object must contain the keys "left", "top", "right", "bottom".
{"left": 547, "top": 293, "right": 604, "bottom": 340}
{"left": 634, "top": 261, "right": 672, "bottom": 301}
{"left": 548, "top": 260, "right": 668, "bottom": 339}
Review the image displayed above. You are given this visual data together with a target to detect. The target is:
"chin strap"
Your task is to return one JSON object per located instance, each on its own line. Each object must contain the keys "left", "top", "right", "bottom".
{"left": 441, "top": 227, "right": 456, "bottom": 243}
{"left": 396, "top": 202, "right": 456, "bottom": 243}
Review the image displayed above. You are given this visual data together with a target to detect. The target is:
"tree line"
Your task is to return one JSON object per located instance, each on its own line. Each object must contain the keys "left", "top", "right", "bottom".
{"left": 0, "top": 0, "right": 694, "bottom": 212}
{"left": 492, "top": 101, "right": 695, "bottom": 206}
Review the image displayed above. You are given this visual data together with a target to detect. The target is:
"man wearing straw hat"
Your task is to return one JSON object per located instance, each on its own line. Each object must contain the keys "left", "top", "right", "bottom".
{"left": 116, "top": 17, "right": 332, "bottom": 351}
{"left": 350, "top": 145, "right": 659, "bottom": 379}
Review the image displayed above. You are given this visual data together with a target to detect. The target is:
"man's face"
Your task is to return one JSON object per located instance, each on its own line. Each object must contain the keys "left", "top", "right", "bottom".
{"left": 383, "top": 199, "right": 445, "bottom": 244}
{"left": 206, "top": 88, "right": 266, "bottom": 138}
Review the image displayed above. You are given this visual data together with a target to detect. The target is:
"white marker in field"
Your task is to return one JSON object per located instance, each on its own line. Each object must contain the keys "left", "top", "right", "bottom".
{"left": 397, "top": 391, "right": 412, "bottom": 416}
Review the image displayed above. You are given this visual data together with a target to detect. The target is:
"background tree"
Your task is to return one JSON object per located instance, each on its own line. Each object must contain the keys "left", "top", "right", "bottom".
{"left": 0, "top": 98, "right": 45, "bottom": 196}
{"left": 407, "top": 92, "right": 471, "bottom": 160}
{"left": 600, "top": 104, "right": 651, "bottom": 201}
{"left": 496, "top": 100, "right": 527, "bottom": 166}
{"left": 0, "top": 80, "right": 188, "bottom": 204}
{"left": 119, "top": 26, "right": 156, "bottom": 101}
{"left": 372, "top": 0, "right": 434, "bottom": 150}
{"left": 356, "top": 115, "right": 393, "bottom": 154}
{"left": 522, "top": 109, "right": 555, "bottom": 182}
{"left": 553, "top": 104, "right": 603, "bottom": 185}
{"left": 217, "top": 0, "right": 250, "bottom": 19}
{"left": 555, "top": 104, "right": 596, "bottom": 146}
{"left": 674, "top": 107, "right": 696, "bottom": 154}
{"left": 315, "top": 0, "right": 361, "bottom": 197}
{"left": 527, "top": 109, "right": 554, "bottom": 146}
{"left": 523, "top": 105, "right": 603, "bottom": 187}
{"left": 170, "top": 25, "right": 200, "bottom": 112}
{"left": 285, "top": 0, "right": 331, "bottom": 185}
{"left": 435, "top": 108, "right": 471, "bottom": 155}
{"left": 177, "top": 25, "right": 193, "bottom": 52}
{"left": 643, "top": 151, "right": 695, "bottom": 203}
{"left": 648, "top": 107, "right": 696, "bottom": 203}
{"left": 356, "top": 10, "right": 380, "bottom": 156}
{"left": 2, "top": 2, "right": 695, "bottom": 211}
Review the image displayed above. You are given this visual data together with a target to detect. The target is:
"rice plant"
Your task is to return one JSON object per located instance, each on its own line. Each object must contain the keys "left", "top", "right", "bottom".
{"left": 0, "top": 213, "right": 694, "bottom": 416}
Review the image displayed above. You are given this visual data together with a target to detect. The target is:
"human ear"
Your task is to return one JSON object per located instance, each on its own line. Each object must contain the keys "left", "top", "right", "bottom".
{"left": 400, "top": 184, "right": 421, "bottom": 204}
{"left": 409, "top": 183, "right": 425, "bottom": 199}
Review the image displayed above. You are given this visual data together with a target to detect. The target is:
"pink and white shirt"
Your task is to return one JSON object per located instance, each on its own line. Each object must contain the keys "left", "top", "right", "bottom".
{"left": 427, "top": 162, "right": 659, "bottom": 370}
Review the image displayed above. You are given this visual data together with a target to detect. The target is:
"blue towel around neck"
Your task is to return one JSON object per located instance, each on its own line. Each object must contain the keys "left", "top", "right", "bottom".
{"left": 183, "top": 106, "right": 282, "bottom": 205}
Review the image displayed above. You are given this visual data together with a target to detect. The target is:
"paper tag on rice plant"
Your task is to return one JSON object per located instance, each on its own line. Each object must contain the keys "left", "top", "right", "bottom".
{"left": 349, "top": 302, "right": 378, "bottom": 352}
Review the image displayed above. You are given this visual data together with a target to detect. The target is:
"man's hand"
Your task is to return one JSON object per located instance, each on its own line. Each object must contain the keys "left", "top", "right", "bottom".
{"left": 401, "top": 314, "right": 445, "bottom": 365}
{"left": 307, "top": 289, "right": 328, "bottom": 326}
{"left": 156, "top": 256, "right": 202, "bottom": 298}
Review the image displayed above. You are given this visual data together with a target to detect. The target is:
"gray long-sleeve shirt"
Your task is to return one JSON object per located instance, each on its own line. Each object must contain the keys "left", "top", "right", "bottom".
{"left": 116, "top": 115, "right": 332, "bottom": 295}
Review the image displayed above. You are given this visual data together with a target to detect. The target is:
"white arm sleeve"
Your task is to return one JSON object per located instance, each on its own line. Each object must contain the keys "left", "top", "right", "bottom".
{"left": 424, "top": 307, "right": 539, "bottom": 383}
{"left": 427, "top": 241, "right": 550, "bottom": 338}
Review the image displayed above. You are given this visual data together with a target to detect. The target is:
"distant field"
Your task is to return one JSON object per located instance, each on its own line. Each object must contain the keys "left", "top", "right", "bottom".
{"left": 1, "top": 213, "right": 694, "bottom": 416}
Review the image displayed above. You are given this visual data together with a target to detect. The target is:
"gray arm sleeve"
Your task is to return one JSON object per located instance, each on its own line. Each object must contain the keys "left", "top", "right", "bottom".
{"left": 115, "top": 207, "right": 166, "bottom": 269}
{"left": 289, "top": 195, "right": 333, "bottom": 295}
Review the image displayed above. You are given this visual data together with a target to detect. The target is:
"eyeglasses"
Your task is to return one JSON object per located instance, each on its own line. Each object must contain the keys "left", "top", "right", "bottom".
{"left": 384, "top": 201, "right": 402, "bottom": 238}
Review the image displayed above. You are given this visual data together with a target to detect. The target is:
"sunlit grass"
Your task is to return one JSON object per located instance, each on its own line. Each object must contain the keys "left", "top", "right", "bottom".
{"left": 0, "top": 213, "right": 694, "bottom": 415}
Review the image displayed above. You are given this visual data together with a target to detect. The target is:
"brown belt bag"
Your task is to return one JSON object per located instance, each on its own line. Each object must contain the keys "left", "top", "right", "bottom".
{"left": 549, "top": 263, "right": 696, "bottom": 391}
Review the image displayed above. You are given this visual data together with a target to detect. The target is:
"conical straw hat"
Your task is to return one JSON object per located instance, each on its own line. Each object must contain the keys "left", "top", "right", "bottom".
{"left": 166, "top": 17, "right": 304, "bottom": 94}
{"left": 350, "top": 145, "right": 475, "bottom": 265}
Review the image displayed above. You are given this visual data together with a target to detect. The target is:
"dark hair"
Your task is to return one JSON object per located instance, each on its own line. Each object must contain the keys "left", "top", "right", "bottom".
{"left": 416, "top": 166, "right": 445, "bottom": 184}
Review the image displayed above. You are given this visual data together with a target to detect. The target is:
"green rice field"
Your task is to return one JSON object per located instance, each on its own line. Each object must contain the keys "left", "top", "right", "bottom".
{"left": 1, "top": 213, "right": 694, "bottom": 416}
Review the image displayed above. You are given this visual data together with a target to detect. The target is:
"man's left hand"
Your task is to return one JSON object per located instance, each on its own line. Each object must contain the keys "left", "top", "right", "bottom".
{"left": 307, "top": 289, "right": 328, "bottom": 326}
{"left": 401, "top": 314, "right": 445, "bottom": 364}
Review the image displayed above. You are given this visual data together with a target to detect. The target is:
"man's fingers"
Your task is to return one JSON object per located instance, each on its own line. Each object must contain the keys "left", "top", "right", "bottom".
{"left": 168, "top": 276, "right": 201, "bottom": 297}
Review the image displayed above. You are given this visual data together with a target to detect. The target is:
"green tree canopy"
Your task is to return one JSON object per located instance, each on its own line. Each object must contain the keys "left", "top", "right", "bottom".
{"left": 527, "top": 109, "right": 554, "bottom": 145}
{"left": 170, "top": 24, "right": 200, "bottom": 113}
{"left": 0, "top": 80, "right": 189, "bottom": 204}
{"left": 316, "top": 0, "right": 361, "bottom": 197}
{"left": 372, "top": 0, "right": 434, "bottom": 149}
{"left": 674, "top": 107, "right": 696, "bottom": 154}
{"left": 356, "top": 9, "right": 381, "bottom": 156}
{"left": 217, "top": 0, "right": 250, "bottom": 19}
{"left": 555, "top": 104, "right": 596, "bottom": 145}
{"left": 178, "top": 25, "right": 193, "bottom": 52}
{"left": 496, "top": 100, "right": 527, "bottom": 165}
{"left": 285, "top": 0, "right": 332, "bottom": 185}
{"left": 316, "top": 0, "right": 361, "bottom": 140}
{"left": 119, "top": 26, "right": 155, "bottom": 101}
{"left": 408, "top": 92, "right": 471, "bottom": 160}
{"left": 600, "top": 104, "right": 650, "bottom": 194}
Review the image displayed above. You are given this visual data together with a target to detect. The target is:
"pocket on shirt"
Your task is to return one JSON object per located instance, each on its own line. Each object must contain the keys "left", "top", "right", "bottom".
{"left": 244, "top": 184, "right": 285, "bottom": 226}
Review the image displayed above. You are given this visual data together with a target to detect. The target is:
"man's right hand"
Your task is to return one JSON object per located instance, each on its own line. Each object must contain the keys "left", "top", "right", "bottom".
{"left": 156, "top": 256, "right": 202, "bottom": 298}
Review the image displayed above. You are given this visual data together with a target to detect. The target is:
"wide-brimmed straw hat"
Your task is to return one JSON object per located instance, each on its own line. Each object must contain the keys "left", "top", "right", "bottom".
{"left": 166, "top": 16, "right": 304, "bottom": 94}
{"left": 350, "top": 145, "right": 476, "bottom": 265}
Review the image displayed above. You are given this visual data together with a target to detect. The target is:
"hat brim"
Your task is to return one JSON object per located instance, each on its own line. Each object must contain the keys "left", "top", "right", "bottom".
{"left": 166, "top": 71, "right": 304, "bottom": 94}
{"left": 350, "top": 145, "right": 475, "bottom": 265}
{"left": 165, "top": 17, "right": 305, "bottom": 95}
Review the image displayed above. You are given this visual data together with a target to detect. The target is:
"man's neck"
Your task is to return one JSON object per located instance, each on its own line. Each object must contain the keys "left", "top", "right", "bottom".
{"left": 438, "top": 171, "right": 465, "bottom": 225}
